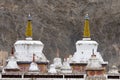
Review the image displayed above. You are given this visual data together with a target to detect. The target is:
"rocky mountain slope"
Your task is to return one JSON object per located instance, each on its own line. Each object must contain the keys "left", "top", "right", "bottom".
{"left": 0, "top": 0, "right": 119, "bottom": 68}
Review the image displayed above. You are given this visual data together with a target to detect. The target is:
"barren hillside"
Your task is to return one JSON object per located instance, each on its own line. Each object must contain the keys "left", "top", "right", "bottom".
{"left": 0, "top": 0, "right": 119, "bottom": 68}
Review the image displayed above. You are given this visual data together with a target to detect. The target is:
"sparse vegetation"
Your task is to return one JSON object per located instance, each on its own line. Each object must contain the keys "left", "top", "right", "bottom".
{"left": 0, "top": 0, "right": 119, "bottom": 68}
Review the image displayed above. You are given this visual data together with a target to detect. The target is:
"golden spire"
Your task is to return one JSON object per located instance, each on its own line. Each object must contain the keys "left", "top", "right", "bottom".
{"left": 25, "top": 14, "right": 32, "bottom": 38}
{"left": 83, "top": 14, "right": 90, "bottom": 38}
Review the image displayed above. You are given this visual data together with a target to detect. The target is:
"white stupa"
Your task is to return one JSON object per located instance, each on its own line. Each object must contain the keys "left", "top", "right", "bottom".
{"left": 4, "top": 48, "right": 20, "bottom": 71}
{"left": 86, "top": 51, "right": 103, "bottom": 70}
{"left": 53, "top": 48, "right": 62, "bottom": 69}
{"left": 48, "top": 64, "right": 57, "bottom": 74}
{"left": 14, "top": 14, "right": 48, "bottom": 62}
{"left": 67, "top": 55, "right": 73, "bottom": 63}
{"left": 108, "top": 65, "right": 119, "bottom": 74}
{"left": 28, "top": 54, "right": 39, "bottom": 72}
{"left": 72, "top": 14, "right": 107, "bottom": 65}
{"left": 61, "top": 58, "right": 72, "bottom": 74}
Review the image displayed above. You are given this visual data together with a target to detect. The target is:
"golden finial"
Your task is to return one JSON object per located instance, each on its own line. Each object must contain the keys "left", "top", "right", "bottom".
{"left": 83, "top": 14, "right": 90, "bottom": 38}
{"left": 25, "top": 14, "right": 32, "bottom": 38}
